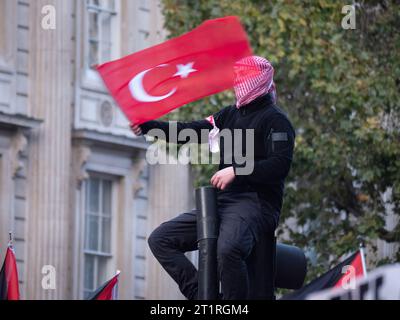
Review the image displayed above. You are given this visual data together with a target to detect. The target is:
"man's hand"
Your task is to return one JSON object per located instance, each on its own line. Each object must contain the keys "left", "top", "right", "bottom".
{"left": 210, "top": 166, "right": 235, "bottom": 190}
{"left": 130, "top": 123, "right": 142, "bottom": 136}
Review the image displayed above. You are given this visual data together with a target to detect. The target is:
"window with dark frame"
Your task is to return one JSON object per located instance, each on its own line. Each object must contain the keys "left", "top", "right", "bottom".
{"left": 83, "top": 176, "right": 113, "bottom": 299}
{"left": 86, "top": 0, "right": 117, "bottom": 69}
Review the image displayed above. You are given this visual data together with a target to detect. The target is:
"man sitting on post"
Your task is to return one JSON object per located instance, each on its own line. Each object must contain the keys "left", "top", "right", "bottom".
{"left": 130, "top": 56, "right": 296, "bottom": 300}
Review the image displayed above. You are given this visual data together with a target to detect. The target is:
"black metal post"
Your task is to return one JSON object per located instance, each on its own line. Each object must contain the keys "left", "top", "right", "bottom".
{"left": 196, "top": 186, "right": 219, "bottom": 300}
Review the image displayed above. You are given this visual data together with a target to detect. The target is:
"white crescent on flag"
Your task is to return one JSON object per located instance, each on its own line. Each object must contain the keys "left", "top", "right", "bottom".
{"left": 128, "top": 62, "right": 197, "bottom": 103}
{"left": 129, "top": 64, "right": 176, "bottom": 102}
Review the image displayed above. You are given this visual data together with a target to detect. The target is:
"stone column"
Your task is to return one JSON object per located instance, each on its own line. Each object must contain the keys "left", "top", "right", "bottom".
{"left": 26, "top": 0, "right": 73, "bottom": 299}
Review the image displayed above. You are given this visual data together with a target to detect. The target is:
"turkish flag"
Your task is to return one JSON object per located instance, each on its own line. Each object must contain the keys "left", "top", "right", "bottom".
{"left": 97, "top": 16, "right": 252, "bottom": 125}
{"left": 0, "top": 247, "right": 20, "bottom": 300}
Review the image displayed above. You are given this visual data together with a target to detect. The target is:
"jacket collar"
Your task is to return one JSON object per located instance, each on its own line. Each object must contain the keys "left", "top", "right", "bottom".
{"left": 236, "top": 93, "right": 275, "bottom": 116}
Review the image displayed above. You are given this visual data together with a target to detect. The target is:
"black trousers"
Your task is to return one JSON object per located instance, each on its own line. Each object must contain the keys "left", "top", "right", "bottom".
{"left": 148, "top": 191, "right": 277, "bottom": 300}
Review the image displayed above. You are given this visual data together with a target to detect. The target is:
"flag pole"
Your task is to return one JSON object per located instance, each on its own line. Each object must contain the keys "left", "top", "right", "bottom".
{"left": 113, "top": 270, "right": 121, "bottom": 300}
{"left": 358, "top": 237, "right": 368, "bottom": 278}
{"left": 8, "top": 231, "right": 13, "bottom": 249}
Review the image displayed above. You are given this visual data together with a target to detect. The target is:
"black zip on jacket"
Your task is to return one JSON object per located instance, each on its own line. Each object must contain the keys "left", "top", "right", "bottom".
{"left": 139, "top": 93, "right": 296, "bottom": 214}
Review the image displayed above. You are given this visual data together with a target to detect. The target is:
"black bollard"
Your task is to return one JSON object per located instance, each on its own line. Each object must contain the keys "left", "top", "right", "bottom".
{"left": 196, "top": 186, "right": 219, "bottom": 300}
{"left": 275, "top": 243, "right": 307, "bottom": 290}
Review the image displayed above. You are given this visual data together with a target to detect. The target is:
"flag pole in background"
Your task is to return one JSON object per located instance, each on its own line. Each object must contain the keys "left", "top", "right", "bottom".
{"left": 112, "top": 270, "right": 121, "bottom": 300}
{"left": 8, "top": 231, "right": 13, "bottom": 248}
{"left": 358, "top": 236, "right": 368, "bottom": 278}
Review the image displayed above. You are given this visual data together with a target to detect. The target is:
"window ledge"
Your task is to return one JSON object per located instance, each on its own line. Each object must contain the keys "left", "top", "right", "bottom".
{"left": 83, "top": 250, "right": 112, "bottom": 258}
{"left": 0, "top": 111, "right": 42, "bottom": 131}
{"left": 73, "top": 128, "right": 149, "bottom": 151}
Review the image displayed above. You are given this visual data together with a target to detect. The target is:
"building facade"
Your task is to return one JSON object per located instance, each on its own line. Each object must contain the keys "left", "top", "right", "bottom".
{"left": 0, "top": 0, "right": 194, "bottom": 300}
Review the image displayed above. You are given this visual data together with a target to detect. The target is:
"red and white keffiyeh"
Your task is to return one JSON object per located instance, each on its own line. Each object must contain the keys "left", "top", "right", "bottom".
{"left": 206, "top": 56, "right": 276, "bottom": 152}
{"left": 233, "top": 56, "right": 276, "bottom": 108}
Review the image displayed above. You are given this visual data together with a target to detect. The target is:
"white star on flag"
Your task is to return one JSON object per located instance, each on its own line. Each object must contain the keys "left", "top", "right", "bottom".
{"left": 173, "top": 62, "right": 197, "bottom": 79}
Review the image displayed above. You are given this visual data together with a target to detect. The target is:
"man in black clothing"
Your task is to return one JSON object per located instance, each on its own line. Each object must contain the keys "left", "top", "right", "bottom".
{"left": 131, "top": 56, "right": 295, "bottom": 300}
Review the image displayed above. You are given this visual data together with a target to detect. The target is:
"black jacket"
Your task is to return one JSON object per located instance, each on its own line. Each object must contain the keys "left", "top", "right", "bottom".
{"left": 139, "top": 93, "right": 296, "bottom": 214}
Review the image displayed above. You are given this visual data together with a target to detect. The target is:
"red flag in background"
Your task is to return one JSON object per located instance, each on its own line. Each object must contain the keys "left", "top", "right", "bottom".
{"left": 334, "top": 251, "right": 365, "bottom": 288}
{"left": 0, "top": 247, "right": 20, "bottom": 300}
{"left": 97, "top": 16, "right": 252, "bottom": 125}
{"left": 88, "top": 271, "right": 120, "bottom": 300}
{"left": 282, "top": 250, "right": 366, "bottom": 300}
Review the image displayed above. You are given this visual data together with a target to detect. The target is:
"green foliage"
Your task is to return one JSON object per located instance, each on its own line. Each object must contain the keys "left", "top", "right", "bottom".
{"left": 160, "top": 0, "right": 400, "bottom": 280}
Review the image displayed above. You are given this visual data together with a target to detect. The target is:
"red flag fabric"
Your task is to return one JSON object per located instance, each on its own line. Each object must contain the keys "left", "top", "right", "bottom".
{"left": 334, "top": 251, "right": 364, "bottom": 288}
{"left": 97, "top": 16, "right": 252, "bottom": 125}
{"left": 0, "top": 247, "right": 20, "bottom": 300}
{"left": 88, "top": 272, "right": 120, "bottom": 300}
{"left": 282, "top": 250, "right": 365, "bottom": 300}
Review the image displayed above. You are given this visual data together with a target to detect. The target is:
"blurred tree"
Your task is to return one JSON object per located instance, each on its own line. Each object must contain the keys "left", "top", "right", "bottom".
{"left": 160, "top": 0, "right": 400, "bottom": 279}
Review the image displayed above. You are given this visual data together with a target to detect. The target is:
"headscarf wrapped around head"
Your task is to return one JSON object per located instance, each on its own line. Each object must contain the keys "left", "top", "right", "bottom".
{"left": 205, "top": 56, "right": 276, "bottom": 153}
{"left": 233, "top": 56, "right": 276, "bottom": 108}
